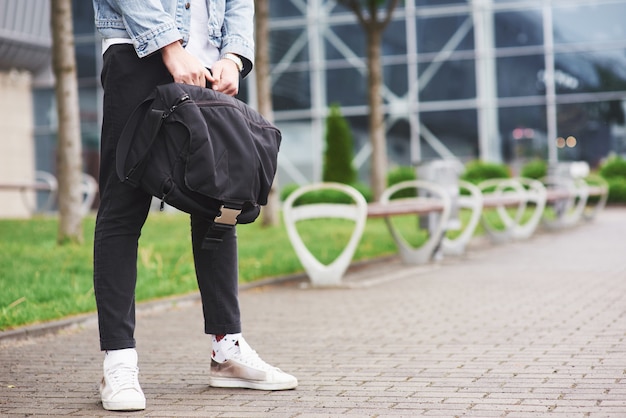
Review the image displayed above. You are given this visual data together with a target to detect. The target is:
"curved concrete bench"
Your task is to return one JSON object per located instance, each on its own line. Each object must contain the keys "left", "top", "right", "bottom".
{"left": 379, "top": 180, "right": 452, "bottom": 265}
{"left": 479, "top": 177, "right": 547, "bottom": 243}
{"left": 282, "top": 182, "right": 368, "bottom": 287}
{"left": 583, "top": 177, "right": 609, "bottom": 221}
{"left": 542, "top": 176, "right": 589, "bottom": 229}
{"left": 80, "top": 173, "right": 99, "bottom": 215}
{"left": 441, "top": 180, "right": 483, "bottom": 256}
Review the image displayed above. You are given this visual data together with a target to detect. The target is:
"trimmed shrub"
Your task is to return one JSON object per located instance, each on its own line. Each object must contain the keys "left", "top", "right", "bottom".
{"left": 606, "top": 177, "right": 626, "bottom": 203}
{"left": 461, "top": 160, "right": 511, "bottom": 185}
{"left": 520, "top": 159, "right": 548, "bottom": 180}
{"left": 280, "top": 182, "right": 372, "bottom": 206}
{"left": 600, "top": 155, "right": 626, "bottom": 179}
{"left": 322, "top": 104, "right": 357, "bottom": 184}
{"left": 280, "top": 183, "right": 300, "bottom": 202}
{"left": 386, "top": 166, "right": 417, "bottom": 199}
{"left": 599, "top": 155, "right": 626, "bottom": 203}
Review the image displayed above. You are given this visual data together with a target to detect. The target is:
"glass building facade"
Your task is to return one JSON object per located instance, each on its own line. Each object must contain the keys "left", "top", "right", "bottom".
{"left": 29, "top": 0, "right": 626, "bottom": 188}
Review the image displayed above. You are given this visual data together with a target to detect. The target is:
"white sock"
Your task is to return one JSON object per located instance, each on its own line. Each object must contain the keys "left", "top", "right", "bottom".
{"left": 211, "top": 333, "right": 242, "bottom": 363}
{"left": 104, "top": 348, "right": 138, "bottom": 368}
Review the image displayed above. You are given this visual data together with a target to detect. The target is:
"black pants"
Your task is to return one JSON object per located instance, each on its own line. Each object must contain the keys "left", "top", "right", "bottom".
{"left": 94, "top": 44, "right": 241, "bottom": 351}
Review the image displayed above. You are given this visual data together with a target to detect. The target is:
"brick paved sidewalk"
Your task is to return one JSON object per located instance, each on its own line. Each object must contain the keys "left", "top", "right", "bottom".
{"left": 1, "top": 208, "right": 625, "bottom": 417}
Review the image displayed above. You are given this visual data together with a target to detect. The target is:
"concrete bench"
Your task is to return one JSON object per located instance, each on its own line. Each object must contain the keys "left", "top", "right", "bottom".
{"left": 282, "top": 182, "right": 368, "bottom": 286}
{"left": 479, "top": 177, "right": 547, "bottom": 243}
{"left": 282, "top": 169, "right": 608, "bottom": 286}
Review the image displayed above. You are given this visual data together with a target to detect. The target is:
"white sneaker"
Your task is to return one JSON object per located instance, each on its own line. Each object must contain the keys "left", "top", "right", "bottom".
{"left": 100, "top": 348, "right": 146, "bottom": 411}
{"left": 209, "top": 337, "right": 298, "bottom": 390}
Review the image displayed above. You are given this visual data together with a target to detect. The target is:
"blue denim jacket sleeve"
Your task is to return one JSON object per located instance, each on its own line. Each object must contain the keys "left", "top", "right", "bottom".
{"left": 212, "top": 0, "right": 255, "bottom": 75}
{"left": 93, "top": 0, "right": 254, "bottom": 76}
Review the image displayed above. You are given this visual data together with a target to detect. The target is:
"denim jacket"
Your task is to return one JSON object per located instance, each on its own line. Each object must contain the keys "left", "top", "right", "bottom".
{"left": 92, "top": 0, "right": 254, "bottom": 76}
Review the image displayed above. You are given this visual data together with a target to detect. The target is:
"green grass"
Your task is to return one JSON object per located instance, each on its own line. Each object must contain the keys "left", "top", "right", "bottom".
{"left": 0, "top": 205, "right": 545, "bottom": 331}
{"left": 0, "top": 212, "right": 407, "bottom": 331}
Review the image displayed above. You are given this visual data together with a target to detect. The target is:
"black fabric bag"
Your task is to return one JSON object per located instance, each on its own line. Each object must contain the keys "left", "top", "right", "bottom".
{"left": 116, "top": 82, "right": 281, "bottom": 249}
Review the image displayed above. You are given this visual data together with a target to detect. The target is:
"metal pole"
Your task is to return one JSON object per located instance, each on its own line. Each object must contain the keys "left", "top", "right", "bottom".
{"left": 543, "top": 0, "right": 558, "bottom": 169}
{"left": 472, "top": 0, "right": 500, "bottom": 162}
{"left": 405, "top": 0, "right": 421, "bottom": 165}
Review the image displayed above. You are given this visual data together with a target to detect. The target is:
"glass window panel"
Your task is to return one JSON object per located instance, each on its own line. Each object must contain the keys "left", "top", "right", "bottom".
{"left": 383, "top": 20, "right": 408, "bottom": 57}
{"left": 270, "top": 28, "right": 309, "bottom": 65}
{"left": 417, "top": 15, "right": 474, "bottom": 54}
{"left": 418, "top": 59, "right": 476, "bottom": 101}
{"left": 420, "top": 109, "right": 479, "bottom": 161}
{"left": 72, "top": 1, "right": 95, "bottom": 35}
{"left": 493, "top": 0, "right": 541, "bottom": 3}
{"left": 326, "top": 20, "right": 404, "bottom": 61}
{"left": 553, "top": 3, "right": 626, "bottom": 44}
{"left": 416, "top": 0, "right": 468, "bottom": 6}
{"left": 76, "top": 44, "right": 97, "bottom": 80}
{"left": 326, "top": 24, "right": 365, "bottom": 59}
{"left": 554, "top": 49, "right": 626, "bottom": 94}
{"left": 386, "top": 119, "right": 413, "bottom": 167}
{"left": 385, "top": 64, "right": 408, "bottom": 97}
{"left": 272, "top": 70, "right": 311, "bottom": 111}
{"left": 326, "top": 68, "right": 367, "bottom": 107}
{"left": 554, "top": 101, "right": 615, "bottom": 165}
{"left": 496, "top": 55, "right": 544, "bottom": 98}
{"left": 495, "top": 10, "right": 543, "bottom": 48}
{"left": 498, "top": 105, "right": 547, "bottom": 162}
{"left": 270, "top": 0, "right": 305, "bottom": 18}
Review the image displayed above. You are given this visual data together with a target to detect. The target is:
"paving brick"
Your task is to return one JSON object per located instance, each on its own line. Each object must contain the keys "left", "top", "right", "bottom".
{"left": 1, "top": 208, "right": 626, "bottom": 417}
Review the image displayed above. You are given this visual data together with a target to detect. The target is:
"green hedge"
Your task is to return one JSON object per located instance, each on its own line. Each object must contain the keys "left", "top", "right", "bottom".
{"left": 461, "top": 160, "right": 511, "bottom": 185}
{"left": 599, "top": 155, "right": 626, "bottom": 203}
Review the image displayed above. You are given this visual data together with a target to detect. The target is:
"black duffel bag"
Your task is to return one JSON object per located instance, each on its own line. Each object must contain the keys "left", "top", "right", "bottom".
{"left": 116, "top": 82, "right": 281, "bottom": 249}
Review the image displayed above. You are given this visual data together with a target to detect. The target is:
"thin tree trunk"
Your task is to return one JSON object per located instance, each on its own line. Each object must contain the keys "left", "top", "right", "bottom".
{"left": 51, "top": 0, "right": 84, "bottom": 244}
{"left": 255, "top": 0, "right": 280, "bottom": 226}
{"left": 367, "top": 28, "right": 387, "bottom": 201}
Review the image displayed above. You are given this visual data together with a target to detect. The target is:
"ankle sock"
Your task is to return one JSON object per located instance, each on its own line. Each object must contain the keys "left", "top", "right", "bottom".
{"left": 211, "top": 333, "right": 242, "bottom": 363}
{"left": 104, "top": 348, "right": 138, "bottom": 368}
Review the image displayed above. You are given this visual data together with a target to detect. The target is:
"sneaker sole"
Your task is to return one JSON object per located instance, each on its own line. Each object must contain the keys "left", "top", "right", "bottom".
{"left": 102, "top": 399, "right": 146, "bottom": 411}
{"left": 209, "top": 376, "right": 298, "bottom": 391}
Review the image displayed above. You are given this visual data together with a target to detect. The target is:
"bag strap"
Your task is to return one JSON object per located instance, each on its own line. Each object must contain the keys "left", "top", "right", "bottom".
{"left": 117, "top": 88, "right": 191, "bottom": 187}
{"left": 201, "top": 204, "right": 243, "bottom": 250}
{"left": 116, "top": 93, "right": 165, "bottom": 186}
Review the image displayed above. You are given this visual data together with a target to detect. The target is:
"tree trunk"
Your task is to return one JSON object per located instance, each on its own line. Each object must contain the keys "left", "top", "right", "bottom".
{"left": 367, "top": 28, "right": 387, "bottom": 201}
{"left": 255, "top": 0, "right": 280, "bottom": 226}
{"left": 51, "top": 0, "right": 84, "bottom": 244}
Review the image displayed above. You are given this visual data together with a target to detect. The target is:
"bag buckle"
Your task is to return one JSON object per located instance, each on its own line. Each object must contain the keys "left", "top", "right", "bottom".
{"left": 214, "top": 205, "right": 241, "bottom": 226}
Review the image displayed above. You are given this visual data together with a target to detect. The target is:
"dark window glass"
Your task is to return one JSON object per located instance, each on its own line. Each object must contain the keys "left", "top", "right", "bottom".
{"left": 554, "top": 49, "right": 626, "bottom": 94}
{"left": 72, "top": 1, "right": 95, "bottom": 35}
{"left": 420, "top": 109, "right": 479, "bottom": 161}
{"left": 496, "top": 55, "right": 544, "bottom": 98}
{"left": 273, "top": 70, "right": 311, "bottom": 111}
{"left": 270, "top": 28, "right": 309, "bottom": 65}
{"left": 418, "top": 59, "right": 476, "bottom": 101}
{"left": 385, "top": 64, "right": 409, "bottom": 97}
{"left": 76, "top": 44, "right": 96, "bottom": 80}
{"left": 417, "top": 15, "right": 474, "bottom": 54}
{"left": 326, "top": 67, "right": 367, "bottom": 107}
{"left": 495, "top": 10, "right": 543, "bottom": 48}
{"left": 326, "top": 24, "right": 365, "bottom": 59}
{"left": 270, "top": 1, "right": 305, "bottom": 18}
{"left": 416, "top": 0, "right": 468, "bottom": 6}
{"left": 498, "top": 105, "right": 547, "bottom": 162}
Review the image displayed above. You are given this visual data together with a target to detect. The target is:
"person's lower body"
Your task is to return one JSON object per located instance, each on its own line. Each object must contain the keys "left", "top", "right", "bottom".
{"left": 94, "top": 44, "right": 296, "bottom": 411}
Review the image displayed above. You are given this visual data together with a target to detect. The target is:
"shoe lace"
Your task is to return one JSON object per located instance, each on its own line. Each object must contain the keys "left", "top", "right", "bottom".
{"left": 106, "top": 364, "right": 140, "bottom": 392}
{"left": 234, "top": 340, "right": 276, "bottom": 372}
